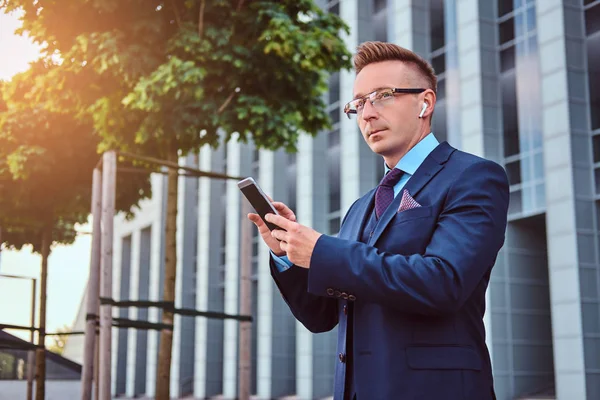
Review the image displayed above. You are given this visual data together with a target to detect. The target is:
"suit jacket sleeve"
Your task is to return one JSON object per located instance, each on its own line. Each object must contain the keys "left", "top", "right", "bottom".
{"left": 269, "top": 258, "right": 339, "bottom": 333}
{"left": 307, "top": 160, "right": 509, "bottom": 316}
{"left": 267, "top": 200, "right": 362, "bottom": 332}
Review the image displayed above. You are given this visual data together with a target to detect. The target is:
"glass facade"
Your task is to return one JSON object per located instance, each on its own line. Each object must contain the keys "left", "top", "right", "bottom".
{"left": 499, "top": 0, "right": 544, "bottom": 216}
{"left": 587, "top": 1, "right": 600, "bottom": 194}
{"left": 103, "top": 1, "right": 600, "bottom": 399}
{"left": 327, "top": 1, "right": 341, "bottom": 235}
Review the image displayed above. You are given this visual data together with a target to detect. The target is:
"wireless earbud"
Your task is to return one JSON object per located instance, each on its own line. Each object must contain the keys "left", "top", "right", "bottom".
{"left": 418, "top": 102, "right": 428, "bottom": 118}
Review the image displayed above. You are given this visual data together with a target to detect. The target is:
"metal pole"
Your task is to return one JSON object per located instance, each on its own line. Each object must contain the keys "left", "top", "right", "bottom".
{"left": 238, "top": 199, "right": 252, "bottom": 400}
{"left": 99, "top": 151, "right": 116, "bottom": 400}
{"left": 81, "top": 168, "right": 102, "bottom": 400}
{"left": 26, "top": 278, "right": 36, "bottom": 400}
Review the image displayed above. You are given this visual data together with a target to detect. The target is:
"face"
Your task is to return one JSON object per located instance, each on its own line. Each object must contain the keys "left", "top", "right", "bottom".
{"left": 349, "top": 61, "right": 435, "bottom": 168}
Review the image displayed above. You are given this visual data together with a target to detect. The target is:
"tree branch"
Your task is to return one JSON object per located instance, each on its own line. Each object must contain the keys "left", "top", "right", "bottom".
{"left": 236, "top": 0, "right": 245, "bottom": 12}
{"left": 169, "top": 0, "right": 182, "bottom": 28}
{"left": 217, "top": 92, "right": 236, "bottom": 114}
{"left": 198, "top": 0, "right": 206, "bottom": 38}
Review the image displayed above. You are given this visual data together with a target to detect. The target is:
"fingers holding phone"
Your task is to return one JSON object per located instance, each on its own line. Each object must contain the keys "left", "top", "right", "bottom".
{"left": 238, "top": 177, "right": 296, "bottom": 256}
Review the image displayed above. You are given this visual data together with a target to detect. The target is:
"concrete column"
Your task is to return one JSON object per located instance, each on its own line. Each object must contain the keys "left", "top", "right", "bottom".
{"left": 537, "top": 1, "right": 599, "bottom": 398}
{"left": 223, "top": 137, "right": 253, "bottom": 399}
{"left": 292, "top": 131, "right": 329, "bottom": 400}
{"left": 145, "top": 173, "right": 167, "bottom": 398}
{"left": 194, "top": 145, "right": 216, "bottom": 398}
{"left": 455, "top": 0, "right": 504, "bottom": 377}
{"left": 125, "top": 230, "right": 141, "bottom": 397}
{"left": 339, "top": 0, "right": 378, "bottom": 216}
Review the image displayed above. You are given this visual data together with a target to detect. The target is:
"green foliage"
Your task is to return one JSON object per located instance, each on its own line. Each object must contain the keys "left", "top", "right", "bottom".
{"left": 3, "top": 0, "right": 352, "bottom": 158}
{"left": 0, "top": 61, "right": 151, "bottom": 253}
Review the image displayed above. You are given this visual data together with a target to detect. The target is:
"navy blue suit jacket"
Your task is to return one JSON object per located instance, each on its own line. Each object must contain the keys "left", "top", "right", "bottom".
{"left": 270, "top": 142, "right": 509, "bottom": 400}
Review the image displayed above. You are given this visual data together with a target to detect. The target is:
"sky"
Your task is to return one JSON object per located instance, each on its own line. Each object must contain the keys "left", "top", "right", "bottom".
{"left": 0, "top": 10, "right": 92, "bottom": 342}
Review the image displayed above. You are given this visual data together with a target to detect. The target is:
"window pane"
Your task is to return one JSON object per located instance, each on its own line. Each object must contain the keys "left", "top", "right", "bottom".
{"left": 594, "top": 135, "right": 600, "bottom": 163}
{"left": 498, "top": 0, "right": 513, "bottom": 17}
{"left": 329, "top": 216, "right": 341, "bottom": 235}
{"left": 526, "top": 5, "right": 536, "bottom": 32}
{"left": 430, "top": 0, "right": 445, "bottom": 51}
{"left": 506, "top": 160, "right": 522, "bottom": 185}
{"left": 535, "top": 183, "right": 545, "bottom": 209}
{"left": 329, "top": 2, "right": 339, "bottom": 15}
{"left": 501, "top": 46, "right": 516, "bottom": 72}
{"left": 509, "top": 190, "right": 522, "bottom": 214}
{"left": 499, "top": 18, "right": 515, "bottom": 44}
{"left": 329, "top": 72, "right": 340, "bottom": 105}
{"left": 329, "top": 107, "right": 340, "bottom": 125}
{"left": 586, "top": 4, "right": 600, "bottom": 36}
{"left": 373, "top": 5, "right": 387, "bottom": 42}
{"left": 502, "top": 72, "right": 520, "bottom": 156}
{"left": 533, "top": 152, "right": 544, "bottom": 180}
{"left": 328, "top": 144, "right": 340, "bottom": 213}
{"left": 515, "top": 12, "right": 525, "bottom": 38}
{"left": 374, "top": 0, "right": 387, "bottom": 13}
{"left": 587, "top": 34, "right": 600, "bottom": 130}
{"left": 595, "top": 168, "right": 600, "bottom": 194}
{"left": 432, "top": 53, "right": 446, "bottom": 75}
{"left": 432, "top": 97, "right": 447, "bottom": 143}
{"left": 328, "top": 128, "right": 340, "bottom": 148}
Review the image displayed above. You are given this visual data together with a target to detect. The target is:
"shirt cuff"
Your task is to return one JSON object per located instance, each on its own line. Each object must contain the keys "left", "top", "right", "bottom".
{"left": 270, "top": 251, "right": 293, "bottom": 272}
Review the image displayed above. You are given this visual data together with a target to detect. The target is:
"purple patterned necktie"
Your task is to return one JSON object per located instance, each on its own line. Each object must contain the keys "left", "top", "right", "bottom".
{"left": 375, "top": 168, "right": 404, "bottom": 219}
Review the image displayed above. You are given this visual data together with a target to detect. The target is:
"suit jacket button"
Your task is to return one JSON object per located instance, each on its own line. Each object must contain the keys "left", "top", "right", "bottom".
{"left": 341, "top": 292, "right": 348, "bottom": 299}
{"left": 348, "top": 295, "right": 356, "bottom": 301}
{"left": 339, "top": 353, "right": 346, "bottom": 363}
{"left": 326, "top": 288, "right": 334, "bottom": 296}
{"left": 334, "top": 290, "right": 341, "bottom": 297}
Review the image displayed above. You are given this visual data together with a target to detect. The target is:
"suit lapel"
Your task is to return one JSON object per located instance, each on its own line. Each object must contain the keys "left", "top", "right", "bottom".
{"left": 368, "top": 142, "right": 455, "bottom": 246}
{"left": 339, "top": 189, "right": 376, "bottom": 241}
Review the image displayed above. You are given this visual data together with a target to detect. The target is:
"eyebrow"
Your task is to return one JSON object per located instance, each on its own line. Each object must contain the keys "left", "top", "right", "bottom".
{"left": 352, "top": 86, "right": 390, "bottom": 101}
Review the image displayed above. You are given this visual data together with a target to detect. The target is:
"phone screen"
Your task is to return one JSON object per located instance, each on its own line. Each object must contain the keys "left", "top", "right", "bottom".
{"left": 239, "top": 183, "right": 280, "bottom": 231}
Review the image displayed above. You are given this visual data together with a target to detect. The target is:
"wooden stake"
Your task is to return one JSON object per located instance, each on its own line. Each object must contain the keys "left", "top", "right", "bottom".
{"left": 238, "top": 198, "right": 252, "bottom": 400}
{"left": 81, "top": 168, "right": 102, "bottom": 400}
{"left": 99, "top": 151, "right": 116, "bottom": 400}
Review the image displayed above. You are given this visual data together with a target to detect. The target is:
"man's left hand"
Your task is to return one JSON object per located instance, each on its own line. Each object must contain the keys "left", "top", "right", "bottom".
{"left": 265, "top": 214, "right": 323, "bottom": 268}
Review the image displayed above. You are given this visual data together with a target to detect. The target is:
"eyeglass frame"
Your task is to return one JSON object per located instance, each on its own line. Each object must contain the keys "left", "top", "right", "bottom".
{"left": 343, "top": 87, "right": 427, "bottom": 119}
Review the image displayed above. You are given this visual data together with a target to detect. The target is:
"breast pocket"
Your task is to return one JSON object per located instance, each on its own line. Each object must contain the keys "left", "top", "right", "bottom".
{"left": 391, "top": 206, "right": 433, "bottom": 226}
{"left": 379, "top": 206, "right": 437, "bottom": 254}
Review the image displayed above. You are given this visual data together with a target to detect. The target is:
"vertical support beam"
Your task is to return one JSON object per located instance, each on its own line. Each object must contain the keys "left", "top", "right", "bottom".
{"left": 223, "top": 138, "right": 251, "bottom": 398}
{"left": 339, "top": 0, "right": 378, "bottom": 216}
{"left": 294, "top": 132, "right": 329, "bottom": 400}
{"left": 81, "top": 167, "right": 102, "bottom": 400}
{"left": 537, "top": 1, "right": 595, "bottom": 398}
{"left": 27, "top": 278, "right": 36, "bottom": 400}
{"left": 99, "top": 151, "right": 117, "bottom": 400}
{"left": 238, "top": 198, "right": 252, "bottom": 400}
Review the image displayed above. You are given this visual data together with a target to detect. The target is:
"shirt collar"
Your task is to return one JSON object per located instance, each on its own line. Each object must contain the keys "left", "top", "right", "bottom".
{"left": 384, "top": 133, "right": 439, "bottom": 176}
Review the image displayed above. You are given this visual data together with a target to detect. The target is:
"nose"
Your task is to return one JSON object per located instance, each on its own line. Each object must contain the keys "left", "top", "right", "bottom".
{"left": 361, "top": 100, "right": 378, "bottom": 122}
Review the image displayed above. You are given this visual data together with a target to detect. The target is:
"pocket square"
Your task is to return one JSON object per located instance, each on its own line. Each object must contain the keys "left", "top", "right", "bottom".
{"left": 398, "top": 189, "right": 421, "bottom": 212}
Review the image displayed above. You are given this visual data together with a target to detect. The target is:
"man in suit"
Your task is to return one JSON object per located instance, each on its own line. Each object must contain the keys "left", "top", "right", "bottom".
{"left": 248, "top": 41, "right": 508, "bottom": 400}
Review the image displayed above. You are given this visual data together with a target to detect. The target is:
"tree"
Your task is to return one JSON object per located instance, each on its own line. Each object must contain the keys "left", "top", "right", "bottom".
{"left": 0, "top": 61, "right": 151, "bottom": 400}
{"left": 2, "top": 1, "right": 352, "bottom": 398}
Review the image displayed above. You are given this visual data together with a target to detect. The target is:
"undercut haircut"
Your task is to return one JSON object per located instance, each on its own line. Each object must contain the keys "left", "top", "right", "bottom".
{"left": 353, "top": 41, "right": 437, "bottom": 93}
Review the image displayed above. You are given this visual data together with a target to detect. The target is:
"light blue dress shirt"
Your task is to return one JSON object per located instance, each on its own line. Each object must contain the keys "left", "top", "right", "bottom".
{"left": 271, "top": 132, "right": 440, "bottom": 272}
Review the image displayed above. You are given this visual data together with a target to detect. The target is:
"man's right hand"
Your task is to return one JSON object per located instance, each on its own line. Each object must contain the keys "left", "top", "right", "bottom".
{"left": 247, "top": 199, "right": 296, "bottom": 257}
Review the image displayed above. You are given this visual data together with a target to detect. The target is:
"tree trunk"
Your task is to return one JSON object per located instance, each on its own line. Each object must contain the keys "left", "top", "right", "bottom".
{"left": 35, "top": 225, "right": 51, "bottom": 400}
{"left": 155, "top": 146, "right": 179, "bottom": 400}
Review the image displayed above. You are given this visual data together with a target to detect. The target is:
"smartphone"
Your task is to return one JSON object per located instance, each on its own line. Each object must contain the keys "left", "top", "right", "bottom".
{"left": 237, "top": 177, "right": 281, "bottom": 231}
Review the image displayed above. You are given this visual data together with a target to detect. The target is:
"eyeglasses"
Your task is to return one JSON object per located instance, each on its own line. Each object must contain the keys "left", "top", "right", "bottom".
{"left": 343, "top": 88, "right": 426, "bottom": 119}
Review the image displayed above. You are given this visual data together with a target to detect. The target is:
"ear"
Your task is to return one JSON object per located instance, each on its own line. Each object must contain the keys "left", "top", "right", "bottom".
{"left": 419, "top": 90, "right": 436, "bottom": 120}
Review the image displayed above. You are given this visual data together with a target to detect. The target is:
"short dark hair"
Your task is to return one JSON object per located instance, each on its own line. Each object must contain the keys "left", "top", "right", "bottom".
{"left": 353, "top": 41, "right": 437, "bottom": 93}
